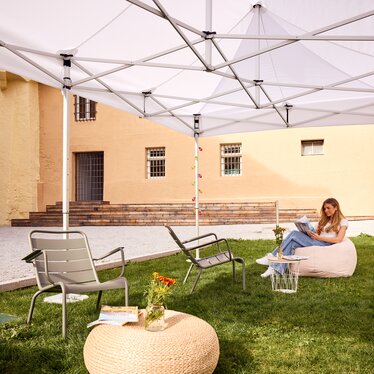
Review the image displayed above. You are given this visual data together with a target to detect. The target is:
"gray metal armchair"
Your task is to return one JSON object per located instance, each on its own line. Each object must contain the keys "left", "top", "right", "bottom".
{"left": 23, "top": 230, "right": 129, "bottom": 338}
{"left": 165, "top": 226, "right": 246, "bottom": 294}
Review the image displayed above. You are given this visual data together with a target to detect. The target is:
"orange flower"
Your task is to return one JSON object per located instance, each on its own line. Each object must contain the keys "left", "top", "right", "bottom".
{"left": 144, "top": 272, "right": 177, "bottom": 306}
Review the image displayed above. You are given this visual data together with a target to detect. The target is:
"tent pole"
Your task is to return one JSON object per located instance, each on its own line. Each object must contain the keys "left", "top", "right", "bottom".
{"left": 61, "top": 55, "right": 72, "bottom": 231}
{"left": 205, "top": 0, "right": 212, "bottom": 66}
{"left": 194, "top": 132, "right": 199, "bottom": 257}
{"left": 254, "top": 2, "right": 261, "bottom": 104}
{"left": 194, "top": 114, "right": 201, "bottom": 258}
{"left": 275, "top": 200, "right": 279, "bottom": 226}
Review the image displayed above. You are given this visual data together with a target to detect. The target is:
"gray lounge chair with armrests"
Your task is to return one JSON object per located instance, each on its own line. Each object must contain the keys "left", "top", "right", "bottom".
{"left": 23, "top": 230, "right": 129, "bottom": 338}
{"left": 165, "top": 225, "right": 246, "bottom": 293}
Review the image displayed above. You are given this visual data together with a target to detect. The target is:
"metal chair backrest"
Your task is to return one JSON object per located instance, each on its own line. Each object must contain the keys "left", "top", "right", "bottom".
{"left": 29, "top": 230, "right": 99, "bottom": 289}
{"left": 164, "top": 225, "right": 199, "bottom": 265}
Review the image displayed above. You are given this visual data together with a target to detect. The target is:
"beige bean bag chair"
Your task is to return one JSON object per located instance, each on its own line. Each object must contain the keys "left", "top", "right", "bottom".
{"left": 292, "top": 238, "right": 357, "bottom": 278}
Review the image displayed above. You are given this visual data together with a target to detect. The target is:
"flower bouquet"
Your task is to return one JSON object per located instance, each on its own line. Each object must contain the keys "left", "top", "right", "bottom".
{"left": 144, "top": 272, "right": 176, "bottom": 331}
{"left": 273, "top": 225, "right": 286, "bottom": 259}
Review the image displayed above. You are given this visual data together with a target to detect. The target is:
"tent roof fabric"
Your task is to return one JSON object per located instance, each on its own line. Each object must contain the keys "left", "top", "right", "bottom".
{"left": 1, "top": 0, "right": 373, "bottom": 136}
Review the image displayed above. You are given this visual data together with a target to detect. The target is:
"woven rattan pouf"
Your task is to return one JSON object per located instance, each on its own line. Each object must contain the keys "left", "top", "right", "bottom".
{"left": 84, "top": 309, "right": 219, "bottom": 374}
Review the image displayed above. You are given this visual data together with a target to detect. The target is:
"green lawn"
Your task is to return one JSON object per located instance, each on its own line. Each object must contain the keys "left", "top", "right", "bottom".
{"left": 1, "top": 235, "right": 373, "bottom": 374}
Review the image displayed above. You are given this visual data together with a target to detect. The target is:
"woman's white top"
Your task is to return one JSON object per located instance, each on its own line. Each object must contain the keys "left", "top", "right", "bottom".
{"left": 320, "top": 218, "right": 349, "bottom": 238}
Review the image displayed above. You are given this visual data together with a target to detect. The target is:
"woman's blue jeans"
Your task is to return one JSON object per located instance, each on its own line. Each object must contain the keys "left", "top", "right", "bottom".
{"left": 270, "top": 230, "right": 331, "bottom": 274}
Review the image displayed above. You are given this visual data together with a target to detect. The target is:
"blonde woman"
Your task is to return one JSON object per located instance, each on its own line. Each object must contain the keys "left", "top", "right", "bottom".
{"left": 256, "top": 198, "right": 348, "bottom": 277}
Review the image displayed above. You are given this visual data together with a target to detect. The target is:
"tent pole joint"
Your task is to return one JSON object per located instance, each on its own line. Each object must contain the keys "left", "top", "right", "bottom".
{"left": 203, "top": 31, "right": 216, "bottom": 40}
{"left": 193, "top": 113, "right": 201, "bottom": 135}
{"left": 142, "top": 90, "right": 152, "bottom": 114}
{"left": 285, "top": 103, "right": 293, "bottom": 127}
{"left": 60, "top": 53, "right": 73, "bottom": 89}
{"left": 203, "top": 32, "right": 215, "bottom": 71}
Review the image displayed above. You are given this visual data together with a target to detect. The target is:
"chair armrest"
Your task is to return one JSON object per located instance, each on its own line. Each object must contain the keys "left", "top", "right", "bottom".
{"left": 182, "top": 232, "right": 218, "bottom": 244}
{"left": 93, "top": 247, "right": 125, "bottom": 277}
{"left": 187, "top": 238, "right": 233, "bottom": 259}
{"left": 22, "top": 250, "right": 43, "bottom": 263}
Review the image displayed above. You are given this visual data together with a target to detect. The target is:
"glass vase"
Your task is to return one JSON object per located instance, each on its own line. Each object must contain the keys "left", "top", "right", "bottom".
{"left": 277, "top": 245, "right": 283, "bottom": 259}
{"left": 145, "top": 304, "right": 165, "bottom": 332}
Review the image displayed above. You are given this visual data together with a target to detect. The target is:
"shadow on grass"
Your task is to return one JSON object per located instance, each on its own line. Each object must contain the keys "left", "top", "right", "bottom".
{"left": 0, "top": 327, "right": 64, "bottom": 374}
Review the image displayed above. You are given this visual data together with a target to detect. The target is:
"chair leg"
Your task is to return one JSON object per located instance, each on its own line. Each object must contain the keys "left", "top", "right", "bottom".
{"left": 62, "top": 290, "right": 67, "bottom": 339}
{"left": 96, "top": 291, "right": 102, "bottom": 310}
{"left": 27, "top": 289, "right": 44, "bottom": 324}
{"left": 190, "top": 269, "right": 203, "bottom": 294}
{"left": 232, "top": 259, "right": 246, "bottom": 291}
{"left": 238, "top": 259, "right": 246, "bottom": 291}
{"left": 184, "top": 263, "right": 194, "bottom": 284}
{"left": 124, "top": 278, "right": 129, "bottom": 306}
{"left": 232, "top": 261, "right": 237, "bottom": 283}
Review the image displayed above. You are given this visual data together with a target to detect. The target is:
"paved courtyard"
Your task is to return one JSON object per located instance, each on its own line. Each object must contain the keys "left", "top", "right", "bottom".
{"left": 1, "top": 221, "right": 373, "bottom": 291}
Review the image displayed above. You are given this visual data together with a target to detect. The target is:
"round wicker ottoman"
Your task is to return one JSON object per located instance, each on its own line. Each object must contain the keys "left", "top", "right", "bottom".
{"left": 84, "top": 309, "right": 220, "bottom": 374}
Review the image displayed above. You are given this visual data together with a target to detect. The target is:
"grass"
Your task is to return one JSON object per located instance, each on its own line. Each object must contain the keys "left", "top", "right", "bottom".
{"left": 1, "top": 235, "right": 373, "bottom": 374}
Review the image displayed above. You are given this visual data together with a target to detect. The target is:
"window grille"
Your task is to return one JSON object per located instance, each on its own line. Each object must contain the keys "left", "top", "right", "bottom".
{"left": 146, "top": 147, "right": 166, "bottom": 178}
{"left": 74, "top": 95, "right": 97, "bottom": 121}
{"left": 75, "top": 152, "right": 104, "bottom": 201}
{"left": 221, "top": 144, "right": 242, "bottom": 176}
{"left": 301, "top": 140, "right": 324, "bottom": 156}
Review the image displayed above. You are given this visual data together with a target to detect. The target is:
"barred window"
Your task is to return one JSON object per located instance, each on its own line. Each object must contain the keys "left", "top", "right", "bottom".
{"left": 301, "top": 139, "right": 324, "bottom": 156}
{"left": 74, "top": 95, "right": 97, "bottom": 121}
{"left": 75, "top": 152, "right": 103, "bottom": 201}
{"left": 147, "top": 147, "right": 166, "bottom": 178}
{"left": 221, "top": 144, "right": 242, "bottom": 176}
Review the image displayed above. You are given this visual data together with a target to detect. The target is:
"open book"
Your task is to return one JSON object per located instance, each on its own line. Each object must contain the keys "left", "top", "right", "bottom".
{"left": 294, "top": 215, "right": 315, "bottom": 235}
{"left": 87, "top": 305, "right": 139, "bottom": 328}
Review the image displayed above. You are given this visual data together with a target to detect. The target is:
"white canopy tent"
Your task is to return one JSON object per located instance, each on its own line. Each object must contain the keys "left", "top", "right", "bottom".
{"left": 1, "top": 0, "right": 374, "bottom": 232}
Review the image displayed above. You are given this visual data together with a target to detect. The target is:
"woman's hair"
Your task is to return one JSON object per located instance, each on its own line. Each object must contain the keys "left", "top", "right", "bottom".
{"left": 316, "top": 198, "right": 345, "bottom": 234}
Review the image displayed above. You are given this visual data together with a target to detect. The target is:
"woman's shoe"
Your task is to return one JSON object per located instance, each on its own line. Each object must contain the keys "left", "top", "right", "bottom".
{"left": 255, "top": 253, "right": 272, "bottom": 266}
{"left": 260, "top": 267, "right": 275, "bottom": 278}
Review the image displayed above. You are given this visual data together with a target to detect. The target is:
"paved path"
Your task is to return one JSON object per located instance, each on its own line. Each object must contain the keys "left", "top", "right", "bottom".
{"left": 1, "top": 221, "right": 373, "bottom": 291}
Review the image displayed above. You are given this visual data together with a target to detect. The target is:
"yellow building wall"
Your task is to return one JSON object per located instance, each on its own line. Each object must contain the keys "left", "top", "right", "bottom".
{"left": 38, "top": 85, "right": 196, "bottom": 210}
{"left": 199, "top": 126, "right": 374, "bottom": 216}
{"left": 0, "top": 73, "right": 39, "bottom": 225}
{"left": 37, "top": 85, "right": 374, "bottom": 218}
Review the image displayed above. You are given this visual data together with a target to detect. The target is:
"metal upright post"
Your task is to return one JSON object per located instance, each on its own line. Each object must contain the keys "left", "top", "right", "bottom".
{"left": 194, "top": 114, "right": 201, "bottom": 258}
{"left": 275, "top": 200, "right": 279, "bottom": 226}
{"left": 183, "top": 114, "right": 201, "bottom": 284}
{"left": 205, "top": 0, "right": 213, "bottom": 67}
{"left": 61, "top": 54, "right": 72, "bottom": 231}
{"left": 254, "top": 2, "right": 262, "bottom": 105}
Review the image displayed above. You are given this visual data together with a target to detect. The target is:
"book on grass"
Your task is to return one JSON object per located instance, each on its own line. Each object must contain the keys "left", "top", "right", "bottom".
{"left": 294, "top": 215, "right": 315, "bottom": 235}
{"left": 87, "top": 305, "right": 139, "bottom": 328}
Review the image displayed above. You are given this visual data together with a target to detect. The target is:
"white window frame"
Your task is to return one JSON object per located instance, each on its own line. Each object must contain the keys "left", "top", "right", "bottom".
{"left": 220, "top": 143, "right": 242, "bottom": 176}
{"left": 301, "top": 139, "right": 324, "bottom": 156}
{"left": 146, "top": 147, "right": 166, "bottom": 179}
{"left": 74, "top": 95, "right": 97, "bottom": 121}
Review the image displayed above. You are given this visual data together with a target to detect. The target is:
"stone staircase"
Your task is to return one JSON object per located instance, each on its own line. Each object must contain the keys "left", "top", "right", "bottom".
{"left": 11, "top": 201, "right": 320, "bottom": 227}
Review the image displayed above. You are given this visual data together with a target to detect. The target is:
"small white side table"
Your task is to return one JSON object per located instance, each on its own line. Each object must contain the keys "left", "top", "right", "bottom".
{"left": 268, "top": 256, "right": 308, "bottom": 294}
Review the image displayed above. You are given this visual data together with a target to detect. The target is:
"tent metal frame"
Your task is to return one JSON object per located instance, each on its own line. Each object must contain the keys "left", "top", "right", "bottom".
{"left": 1, "top": 0, "right": 373, "bottom": 229}
{"left": 1, "top": 5, "right": 372, "bottom": 128}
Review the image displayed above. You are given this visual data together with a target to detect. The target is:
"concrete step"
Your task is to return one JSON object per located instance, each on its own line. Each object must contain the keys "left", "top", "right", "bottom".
{"left": 12, "top": 200, "right": 323, "bottom": 227}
